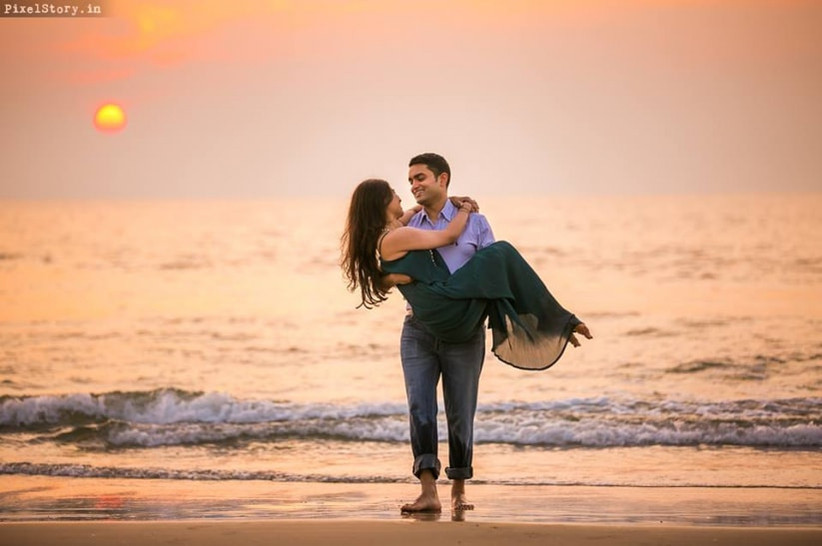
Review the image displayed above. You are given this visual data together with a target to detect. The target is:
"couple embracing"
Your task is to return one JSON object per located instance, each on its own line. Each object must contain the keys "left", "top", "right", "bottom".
{"left": 341, "top": 153, "right": 592, "bottom": 513}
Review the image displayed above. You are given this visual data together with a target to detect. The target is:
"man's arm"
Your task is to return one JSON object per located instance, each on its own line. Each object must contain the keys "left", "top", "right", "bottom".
{"left": 474, "top": 214, "right": 496, "bottom": 250}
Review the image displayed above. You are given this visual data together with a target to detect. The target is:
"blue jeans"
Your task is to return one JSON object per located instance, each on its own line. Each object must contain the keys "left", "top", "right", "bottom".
{"left": 400, "top": 315, "right": 485, "bottom": 480}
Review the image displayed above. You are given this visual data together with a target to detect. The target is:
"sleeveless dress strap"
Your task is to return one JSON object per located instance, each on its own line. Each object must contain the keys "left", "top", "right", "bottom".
{"left": 376, "top": 229, "right": 390, "bottom": 259}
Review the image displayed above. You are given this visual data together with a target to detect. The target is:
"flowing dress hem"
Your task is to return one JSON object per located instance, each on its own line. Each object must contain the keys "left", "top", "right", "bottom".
{"left": 490, "top": 315, "right": 580, "bottom": 371}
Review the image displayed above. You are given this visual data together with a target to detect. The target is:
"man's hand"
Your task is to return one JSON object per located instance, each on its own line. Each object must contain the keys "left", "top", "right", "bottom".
{"left": 450, "top": 196, "right": 479, "bottom": 213}
{"left": 379, "top": 273, "right": 414, "bottom": 290}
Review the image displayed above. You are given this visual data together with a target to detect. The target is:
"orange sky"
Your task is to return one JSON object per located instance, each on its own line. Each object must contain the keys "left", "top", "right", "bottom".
{"left": 1, "top": 0, "right": 820, "bottom": 198}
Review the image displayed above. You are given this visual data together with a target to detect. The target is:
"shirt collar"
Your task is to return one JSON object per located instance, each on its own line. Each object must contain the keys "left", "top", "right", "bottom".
{"left": 421, "top": 199, "right": 457, "bottom": 225}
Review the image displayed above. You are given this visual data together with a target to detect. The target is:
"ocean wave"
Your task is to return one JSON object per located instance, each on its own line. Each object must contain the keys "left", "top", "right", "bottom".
{"left": 1, "top": 389, "right": 819, "bottom": 448}
{"left": 0, "top": 462, "right": 405, "bottom": 483}
{"left": 0, "top": 388, "right": 406, "bottom": 428}
{"left": 1, "top": 462, "right": 819, "bottom": 489}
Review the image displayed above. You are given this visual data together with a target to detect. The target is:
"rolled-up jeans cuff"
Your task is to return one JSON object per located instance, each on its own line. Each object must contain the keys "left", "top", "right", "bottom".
{"left": 413, "top": 455, "right": 441, "bottom": 480}
{"left": 445, "top": 466, "right": 473, "bottom": 480}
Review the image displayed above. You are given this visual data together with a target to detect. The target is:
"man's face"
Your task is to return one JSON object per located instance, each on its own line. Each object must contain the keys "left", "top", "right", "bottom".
{"left": 408, "top": 164, "right": 446, "bottom": 206}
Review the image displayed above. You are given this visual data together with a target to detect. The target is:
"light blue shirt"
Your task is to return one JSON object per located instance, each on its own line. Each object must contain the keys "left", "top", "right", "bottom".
{"left": 407, "top": 200, "right": 495, "bottom": 273}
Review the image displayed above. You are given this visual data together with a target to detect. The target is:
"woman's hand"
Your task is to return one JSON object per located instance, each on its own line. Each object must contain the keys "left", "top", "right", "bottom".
{"left": 398, "top": 205, "right": 423, "bottom": 226}
{"left": 450, "top": 196, "right": 479, "bottom": 213}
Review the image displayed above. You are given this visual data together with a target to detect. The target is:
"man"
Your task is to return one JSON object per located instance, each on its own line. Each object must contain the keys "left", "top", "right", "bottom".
{"left": 397, "top": 153, "right": 495, "bottom": 513}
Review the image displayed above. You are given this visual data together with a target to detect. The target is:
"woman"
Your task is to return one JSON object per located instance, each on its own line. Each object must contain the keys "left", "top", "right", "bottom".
{"left": 341, "top": 178, "right": 591, "bottom": 371}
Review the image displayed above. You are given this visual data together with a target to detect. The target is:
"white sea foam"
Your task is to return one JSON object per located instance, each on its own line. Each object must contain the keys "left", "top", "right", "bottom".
{"left": 0, "top": 389, "right": 406, "bottom": 427}
{"left": 2, "top": 389, "right": 819, "bottom": 448}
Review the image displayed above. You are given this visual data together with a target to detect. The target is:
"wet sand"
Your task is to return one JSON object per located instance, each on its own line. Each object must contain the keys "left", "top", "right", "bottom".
{"left": 2, "top": 476, "right": 821, "bottom": 528}
{"left": 2, "top": 520, "right": 821, "bottom": 546}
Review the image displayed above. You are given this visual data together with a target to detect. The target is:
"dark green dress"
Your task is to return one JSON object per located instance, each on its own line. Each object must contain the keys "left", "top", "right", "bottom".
{"left": 380, "top": 240, "right": 582, "bottom": 371}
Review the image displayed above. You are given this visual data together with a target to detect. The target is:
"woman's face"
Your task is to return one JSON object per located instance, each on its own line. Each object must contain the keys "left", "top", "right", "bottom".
{"left": 386, "top": 188, "right": 403, "bottom": 219}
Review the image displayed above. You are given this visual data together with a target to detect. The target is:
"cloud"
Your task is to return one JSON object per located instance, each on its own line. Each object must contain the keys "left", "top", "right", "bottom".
{"left": 54, "top": 0, "right": 292, "bottom": 66}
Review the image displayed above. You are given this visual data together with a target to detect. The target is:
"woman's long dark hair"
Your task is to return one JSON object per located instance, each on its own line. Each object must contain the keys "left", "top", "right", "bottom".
{"left": 341, "top": 179, "right": 394, "bottom": 309}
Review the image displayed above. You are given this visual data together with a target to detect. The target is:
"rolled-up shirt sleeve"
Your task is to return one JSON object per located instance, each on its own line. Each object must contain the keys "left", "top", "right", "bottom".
{"left": 474, "top": 215, "right": 496, "bottom": 250}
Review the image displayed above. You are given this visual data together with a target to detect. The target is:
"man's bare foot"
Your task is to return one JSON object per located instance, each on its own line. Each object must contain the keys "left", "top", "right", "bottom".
{"left": 569, "top": 323, "right": 593, "bottom": 347}
{"left": 451, "top": 479, "right": 474, "bottom": 511}
{"left": 400, "top": 493, "right": 442, "bottom": 513}
{"left": 451, "top": 492, "right": 474, "bottom": 511}
{"left": 401, "top": 471, "right": 442, "bottom": 513}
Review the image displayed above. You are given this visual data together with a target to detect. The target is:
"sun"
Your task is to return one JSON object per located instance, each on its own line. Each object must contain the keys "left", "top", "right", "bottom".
{"left": 94, "top": 103, "right": 127, "bottom": 132}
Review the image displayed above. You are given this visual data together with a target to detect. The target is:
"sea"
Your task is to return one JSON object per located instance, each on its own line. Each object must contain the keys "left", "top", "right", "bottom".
{"left": 0, "top": 193, "right": 820, "bottom": 524}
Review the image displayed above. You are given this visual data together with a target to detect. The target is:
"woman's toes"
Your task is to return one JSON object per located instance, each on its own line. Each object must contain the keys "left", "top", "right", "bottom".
{"left": 569, "top": 333, "right": 580, "bottom": 347}
{"left": 576, "top": 323, "right": 593, "bottom": 339}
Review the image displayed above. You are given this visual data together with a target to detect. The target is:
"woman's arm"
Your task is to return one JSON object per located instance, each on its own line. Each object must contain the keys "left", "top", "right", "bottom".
{"left": 380, "top": 202, "right": 472, "bottom": 260}
{"left": 397, "top": 205, "right": 423, "bottom": 226}
{"left": 396, "top": 199, "right": 475, "bottom": 228}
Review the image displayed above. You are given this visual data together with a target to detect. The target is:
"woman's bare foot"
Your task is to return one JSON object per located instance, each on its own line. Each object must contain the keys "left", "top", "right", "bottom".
{"left": 569, "top": 323, "right": 593, "bottom": 347}
{"left": 451, "top": 479, "right": 474, "bottom": 511}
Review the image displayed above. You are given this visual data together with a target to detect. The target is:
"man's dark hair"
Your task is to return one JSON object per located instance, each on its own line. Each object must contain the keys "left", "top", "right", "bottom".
{"left": 409, "top": 152, "right": 451, "bottom": 188}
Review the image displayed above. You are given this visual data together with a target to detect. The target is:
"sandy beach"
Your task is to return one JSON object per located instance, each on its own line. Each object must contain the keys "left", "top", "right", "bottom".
{"left": 2, "top": 197, "right": 819, "bottom": 542}
{"left": 4, "top": 0, "right": 821, "bottom": 542}
{"left": 2, "top": 520, "right": 821, "bottom": 546}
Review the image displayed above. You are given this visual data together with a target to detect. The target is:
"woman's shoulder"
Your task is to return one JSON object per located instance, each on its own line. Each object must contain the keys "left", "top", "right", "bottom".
{"left": 376, "top": 229, "right": 390, "bottom": 256}
{"left": 379, "top": 226, "right": 421, "bottom": 256}
{"left": 379, "top": 226, "right": 421, "bottom": 255}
